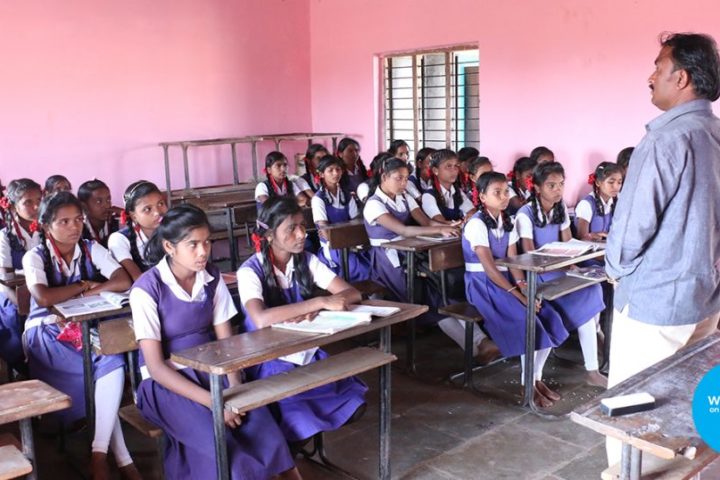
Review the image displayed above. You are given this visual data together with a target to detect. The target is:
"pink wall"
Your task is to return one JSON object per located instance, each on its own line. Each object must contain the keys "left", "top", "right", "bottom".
{"left": 0, "top": 0, "right": 312, "bottom": 200}
{"left": 308, "top": 0, "right": 720, "bottom": 204}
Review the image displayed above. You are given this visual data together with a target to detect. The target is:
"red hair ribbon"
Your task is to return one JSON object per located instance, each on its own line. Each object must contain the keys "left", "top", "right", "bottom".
{"left": 0, "top": 197, "right": 9, "bottom": 211}
{"left": 507, "top": 171, "right": 515, "bottom": 180}
{"left": 366, "top": 168, "right": 374, "bottom": 178}
{"left": 251, "top": 232, "right": 263, "bottom": 253}
{"left": 262, "top": 167, "right": 268, "bottom": 175}
{"left": 471, "top": 185, "right": 479, "bottom": 206}
{"left": 587, "top": 173, "right": 596, "bottom": 185}
{"left": 119, "top": 210, "right": 128, "bottom": 226}
{"left": 29, "top": 220, "right": 39, "bottom": 233}
{"left": 525, "top": 177, "right": 534, "bottom": 191}
{"left": 313, "top": 173, "right": 321, "bottom": 186}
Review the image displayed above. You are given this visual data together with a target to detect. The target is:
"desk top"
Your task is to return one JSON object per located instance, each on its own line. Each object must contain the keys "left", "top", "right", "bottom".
{"left": 319, "top": 220, "right": 368, "bottom": 249}
{"left": 0, "top": 380, "right": 72, "bottom": 425}
{"left": 495, "top": 250, "right": 604, "bottom": 273}
{"left": 52, "top": 305, "right": 131, "bottom": 323}
{"left": 382, "top": 236, "right": 460, "bottom": 253}
{"left": 171, "top": 300, "right": 427, "bottom": 375}
{"left": 0, "top": 272, "right": 25, "bottom": 288}
{"left": 570, "top": 333, "right": 720, "bottom": 460}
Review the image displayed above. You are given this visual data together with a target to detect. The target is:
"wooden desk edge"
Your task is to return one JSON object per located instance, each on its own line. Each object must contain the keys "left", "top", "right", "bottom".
{"left": 495, "top": 250, "right": 605, "bottom": 272}
{"left": 52, "top": 305, "right": 131, "bottom": 323}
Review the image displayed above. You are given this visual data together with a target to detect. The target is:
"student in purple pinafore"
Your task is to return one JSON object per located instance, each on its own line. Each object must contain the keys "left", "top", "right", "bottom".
{"left": 0, "top": 179, "right": 42, "bottom": 372}
{"left": 22, "top": 192, "right": 139, "bottom": 479}
{"left": 421, "top": 149, "right": 477, "bottom": 224}
{"left": 464, "top": 172, "right": 571, "bottom": 407}
{"left": 515, "top": 162, "right": 608, "bottom": 388}
{"left": 131, "top": 204, "right": 300, "bottom": 480}
{"left": 337, "top": 137, "right": 369, "bottom": 195}
{"left": 574, "top": 162, "right": 623, "bottom": 242}
{"left": 311, "top": 155, "right": 371, "bottom": 283}
{"left": 237, "top": 197, "right": 367, "bottom": 451}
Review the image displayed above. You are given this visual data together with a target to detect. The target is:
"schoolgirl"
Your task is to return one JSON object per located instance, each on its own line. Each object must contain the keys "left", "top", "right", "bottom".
{"left": 456, "top": 147, "right": 479, "bottom": 198}
{"left": 237, "top": 197, "right": 368, "bottom": 446}
{"left": 507, "top": 156, "right": 537, "bottom": 215}
{"left": 44, "top": 174, "right": 72, "bottom": 195}
{"left": 616, "top": 147, "right": 634, "bottom": 177}
{"left": 337, "top": 137, "right": 368, "bottom": 193}
{"left": 0, "top": 179, "right": 42, "bottom": 370}
{"left": 130, "top": 204, "right": 300, "bottom": 479}
{"left": 515, "top": 162, "right": 607, "bottom": 387}
{"left": 421, "top": 149, "right": 476, "bottom": 224}
{"left": 467, "top": 156, "right": 493, "bottom": 207}
{"left": 78, "top": 179, "right": 121, "bottom": 248}
{"left": 299, "top": 143, "right": 329, "bottom": 193}
{"left": 355, "top": 152, "right": 393, "bottom": 205}
{"left": 311, "top": 155, "right": 371, "bottom": 282}
{"left": 530, "top": 146, "right": 555, "bottom": 165}
{"left": 388, "top": 139, "right": 410, "bottom": 161}
{"left": 463, "top": 172, "right": 570, "bottom": 406}
{"left": 575, "top": 162, "right": 623, "bottom": 241}
{"left": 255, "top": 151, "right": 311, "bottom": 209}
{"left": 408, "top": 147, "right": 434, "bottom": 194}
{"left": 22, "top": 191, "right": 139, "bottom": 478}
{"left": 107, "top": 181, "right": 167, "bottom": 281}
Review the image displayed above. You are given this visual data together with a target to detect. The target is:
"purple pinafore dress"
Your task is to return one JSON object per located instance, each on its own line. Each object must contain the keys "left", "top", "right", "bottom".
{"left": 23, "top": 241, "right": 125, "bottom": 425}
{"left": 134, "top": 264, "right": 294, "bottom": 480}
{"left": 517, "top": 204, "right": 605, "bottom": 330}
{"left": 240, "top": 254, "right": 367, "bottom": 442}
{"left": 574, "top": 194, "right": 613, "bottom": 234}
{"left": 462, "top": 214, "right": 569, "bottom": 357}
{"left": 316, "top": 189, "right": 370, "bottom": 283}
{"left": 0, "top": 235, "right": 26, "bottom": 369}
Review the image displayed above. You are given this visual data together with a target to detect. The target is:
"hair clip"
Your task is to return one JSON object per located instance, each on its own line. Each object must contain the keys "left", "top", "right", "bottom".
{"left": 0, "top": 197, "right": 9, "bottom": 211}
{"left": 256, "top": 219, "right": 269, "bottom": 230}
{"left": 119, "top": 210, "right": 128, "bottom": 225}
{"left": 587, "top": 173, "right": 597, "bottom": 185}
{"left": 525, "top": 177, "right": 534, "bottom": 190}
{"left": 124, "top": 180, "right": 152, "bottom": 203}
{"left": 507, "top": 171, "right": 515, "bottom": 179}
{"left": 29, "top": 220, "right": 40, "bottom": 233}
{"left": 251, "top": 232, "right": 263, "bottom": 253}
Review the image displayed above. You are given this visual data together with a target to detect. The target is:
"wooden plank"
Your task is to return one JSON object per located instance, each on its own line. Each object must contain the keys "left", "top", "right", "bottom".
{"left": 495, "top": 250, "right": 605, "bottom": 273}
{"left": 0, "top": 445, "right": 32, "bottom": 480}
{"left": 570, "top": 334, "right": 720, "bottom": 460}
{"left": 52, "top": 305, "right": 130, "bottom": 324}
{"left": 224, "top": 347, "right": 395, "bottom": 414}
{"left": 428, "top": 241, "right": 463, "bottom": 272}
{"left": 0, "top": 380, "right": 72, "bottom": 424}
{"left": 0, "top": 273, "right": 25, "bottom": 289}
{"left": 171, "top": 300, "right": 428, "bottom": 374}
{"left": 601, "top": 445, "right": 717, "bottom": 479}
{"left": 97, "top": 317, "right": 137, "bottom": 355}
{"left": 119, "top": 405, "right": 164, "bottom": 439}
{"left": 221, "top": 273, "right": 237, "bottom": 288}
{"left": 15, "top": 285, "right": 30, "bottom": 317}
{"left": 536, "top": 274, "right": 606, "bottom": 301}
{"left": 320, "top": 220, "right": 369, "bottom": 250}
{"left": 383, "top": 237, "right": 460, "bottom": 253}
{"left": 438, "top": 302, "right": 483, "bottom": 323}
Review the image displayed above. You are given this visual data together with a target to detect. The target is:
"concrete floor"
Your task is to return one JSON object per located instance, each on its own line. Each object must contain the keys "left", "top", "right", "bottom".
{"left": 7, "top": 326, "right": 622, "bottom": 480}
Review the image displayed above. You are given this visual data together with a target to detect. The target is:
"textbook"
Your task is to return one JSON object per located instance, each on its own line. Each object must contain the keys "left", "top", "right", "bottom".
{"left": 530, "top": 239, "right": 602, "bottom": 258}
{"left": 416, "top": 234, "right": 457, "bottom": 242}
{"left": 54, "top": 291, "right": 129, "bottom": 317}
{"left": 349, "top": 305, "right": 400, "bottom": 317}
{"left": 271, "top": 310, "right": 373, "bottom": 335}
{"left": 566, "top": 266, "right": 607, "bottom": 281}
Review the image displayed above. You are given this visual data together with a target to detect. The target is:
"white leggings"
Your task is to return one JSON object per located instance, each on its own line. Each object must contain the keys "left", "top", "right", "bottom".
{"left": 577, "top": 315, "right": 600, "bottom": 371}
{"left": 520, "top": 347, "right": 551, "bottom": 383}
{"left": 438, "top": 317, "right": 487, "bottom": 356}
{"left": 91, "top": 367, "right": 133, "bottom": 467}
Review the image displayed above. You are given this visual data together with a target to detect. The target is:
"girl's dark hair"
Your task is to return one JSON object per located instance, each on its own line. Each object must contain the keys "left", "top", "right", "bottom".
{"left": 77, "top": 179, "right": 109, "bottom": 203}
{"left": 38, "top": 192, "right": 95, "bottom": 283}
{"left": 44, "top": 175, "right": 71, "bottom": 194}
{"left": 616, "top": 147, "right": 634, "bottom": 170}
{"left": 509, "top": 156, "right": 537, "bottom": 197}
{"left": 476, "top": 172, "right": 513, "bottom": 232}
{"left": 415, "top": 147, "right": 435, "bottom": 165}
{"left": 530, "top": 146, "right": 554, "bottom": 164}
{"left": 388, "top": 139, "right": 409, "bottom": 156}
{"left": 528, "top": 161, "right": 566, "bottom": 227}
{"left": 591, "top": 162, "right": 622, "bottom": 217}
{"left": 469, "top": 156, "right": 492, "bottom": 176}
{"left": 428, "top": 149, "right": 463, "bottom": 210}
{"left": 254, "top": 197, "right": 314, "bottom": 307}
{"left": 317, "top": 155, "right": 351, "bottom": 207}
{"left": 337, "top": 137, "right": 368, "bottom": 181}
{"left": 3, "top": 179, "right": 42, "bottom": 252}
{"left": 123, "top": 180, "right": 163, "bottom": 269}
{"left": 368, "top": 156, "right": 408, "bottom": 198}
{"left": 304, "top": 144, "right": 328, "bottom": 173}
{"left": 457, "top": 147, "right": 479, "bottom": 164}
{"left": 145, "top": 204, "right": 210, "bottom": 266}
{"left": 264, "top": 151, "right": 294, "bottom": 199}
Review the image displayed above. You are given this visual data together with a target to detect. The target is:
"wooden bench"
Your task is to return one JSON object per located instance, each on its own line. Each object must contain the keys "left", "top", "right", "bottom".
{"left": 0, "top": 380, "right": 72, "bottom": 480}
{"left": 601, "top": 447, "right": 717, "bottom": 480}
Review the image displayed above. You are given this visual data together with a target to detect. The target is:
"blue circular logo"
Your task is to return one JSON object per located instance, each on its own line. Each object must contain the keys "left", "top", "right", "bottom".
{"left": 692, "top": 365, "right": 720, "bottom": 452}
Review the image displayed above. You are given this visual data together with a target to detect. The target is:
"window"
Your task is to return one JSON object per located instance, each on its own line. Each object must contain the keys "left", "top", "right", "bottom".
{"left": 383, "top": 45, "right": 479, "bottom": 157}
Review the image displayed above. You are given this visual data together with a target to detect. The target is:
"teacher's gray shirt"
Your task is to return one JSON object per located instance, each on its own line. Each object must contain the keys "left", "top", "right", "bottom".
{"left": 606, "top": 99, "right": 720, "bottom": 326}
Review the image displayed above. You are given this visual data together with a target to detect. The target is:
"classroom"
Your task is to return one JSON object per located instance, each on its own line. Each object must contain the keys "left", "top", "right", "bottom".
{"left": 1, "top": 1, "right": 719, "bottom": 479}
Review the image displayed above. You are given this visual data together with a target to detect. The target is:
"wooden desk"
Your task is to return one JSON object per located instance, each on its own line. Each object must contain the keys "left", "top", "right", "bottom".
{"left": 570, "top": 334, "right": 720, "bottom": 480}
{"left": 204, "top": 201, "right": 257, "bottom": 271}
{"left": 171, "top": 300, "right": 428, "bottom": 480}
{"left": 382, "top": 237, "right": 461, "bottom": 373}
{"left": 0, "top": 273, "right": 29, "bottom": 317}
{"left": 318, "top": 219, "right": 369, "bottom": 280}
{"left": 495, "top": 250, "right": 605, "bottom": 413}
{"left": 52, "top": 305, "right": 130, "bottom": 435}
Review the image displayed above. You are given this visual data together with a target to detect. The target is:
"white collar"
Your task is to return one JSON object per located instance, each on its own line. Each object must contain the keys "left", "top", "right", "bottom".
{"left": 254, "top": 252, "right": 296, "bottom": 280}
{"left": 157, "top": 256, "right": 214, "bottom": 300}
{"left": 45, "top": 239, "right": 84, "bottom": 276}
{"left": 592, "top": 192, "right": 614, "bottom": 209}
{"left": 84, "top": 216, "right": 108, "bottom": 240}
{"left": 533, "top": 200, "right": 563, "bottom": 221}
{"left": 375, "top": 188, "right": 407, "bottom": 207}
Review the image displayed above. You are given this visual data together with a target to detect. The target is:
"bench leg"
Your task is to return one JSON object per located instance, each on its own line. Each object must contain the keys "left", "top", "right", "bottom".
{"left": 210, "top": 373, "right": 229, "bottom": 480}
{"left": 620, "top": 443, "right": 642, "bottom": 480}
{"left": 523, "top": 272, "right": 537, "bottom": 410}
{"left": 405, "top": 252, "right": 417, "bottom": 375}
{"left": 20, "top": 417, "right": 37, "bottom": 480}
{"left": 81, "top": 321, "right": 95, "bottom": 436}
{"left": 155, "top": 435, "right": 166, "bottom": 480}
{"left": 379, "top": 325, "right": 391, "bottom": 480}
{"left": 462, "top": 320, "right": 475, "bottom": 389}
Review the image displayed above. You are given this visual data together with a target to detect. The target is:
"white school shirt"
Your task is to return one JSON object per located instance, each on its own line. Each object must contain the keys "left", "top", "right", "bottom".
{"left": 294, "top": 176, "right": 312, "bottom": 194}
{"left": 404, "top": 181, "right": 422, "bottom": 201}
{"left": 363, "top": 189, "right": 419, "bottom": 228}
{"left": 463, "top": 214, "right": 518, "bottom": 272}
{"left": 0, "top": 224, "right": 40, "bottom": 269}
{"left": 254, "top": 178, "right": 304, "bottom": 200}
{"left": 355, "top": 182, "right": 370, "bottom": 203}
{"left": 130, "top": 257, "right": 237, "bottom": 379}
{"left": 107, "top": 228, "right": 150, "bottom": 264}
{"left": 515, "top": 201, "right": 571, "bottom": 240}
{"left": 575, "top": 193, "right": 614, "bottom": 223}
{"left": 507, "top": 183, "right": 531, "bottom": 201}
{"left": 83, "top": 216, "right": 110, "bottom": 243}
{"left": 310, "top": 190, "right": 359, "bottom": 223}
{"left": 421, "top": 185, "right": 473, "bottom": 220}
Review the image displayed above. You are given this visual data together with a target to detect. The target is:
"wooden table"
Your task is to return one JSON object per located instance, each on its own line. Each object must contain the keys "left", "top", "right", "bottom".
{"left": 570, "top": 333, "right": 720, "bottom": 480}
{"left": 495, "top": 250, "right": 606, "bottom": 413}
{"left": 382, "top": 237, "right": 461, "bottom": 373}
{"left": 51, "top": 305, "right": 131, "bottom": 435}
{"left": 205, "top": 200, "right": 257, "bottom": 271}
{"left": 0, "top": 272, "right": 29, "bottom": 317}
{"left": 171, "top": 299, "right": 428, "bottom": 480}
{"left": 318, "top": 219, "right": 368, "bottom": 280}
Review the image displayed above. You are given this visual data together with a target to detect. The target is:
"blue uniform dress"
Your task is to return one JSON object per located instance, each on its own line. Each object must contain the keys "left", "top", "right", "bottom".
{"left": 574, "top": 193, "right": 613, "bottom": 234}
{"left": 462, "top": 212, "right": 569, "bottom": 357}
{"left": 313, "top": 188, "right": 370, "bottom": 283}
{"left": 0, "top": 229, "right": 32, "bottom": 369}
{"left": 22, "top": 240, "right": 125, "bottom": 425}
{"left": 517, "top": 203, "right": 605, "bottom": 330}
{"left": 133, "top": 262, "right": 294, "bottom": 480}
{"left": 238, "top": 253, "right": 368, "bottom": 442}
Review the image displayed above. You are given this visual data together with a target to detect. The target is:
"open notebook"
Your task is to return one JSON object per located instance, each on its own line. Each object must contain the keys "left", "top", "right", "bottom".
{"left": 529, "top": 239, "right": 604, "bottom": 258}
{"left": 271, "top": 304, "right": 400, "bottom": 335}
{"left": 54, "top": 291, "right": 129, "bottom": 317}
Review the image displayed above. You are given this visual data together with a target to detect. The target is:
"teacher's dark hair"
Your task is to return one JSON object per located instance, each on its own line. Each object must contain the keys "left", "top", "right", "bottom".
{"left": 661, "top": 32, "right": 720, "bottom": 101}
